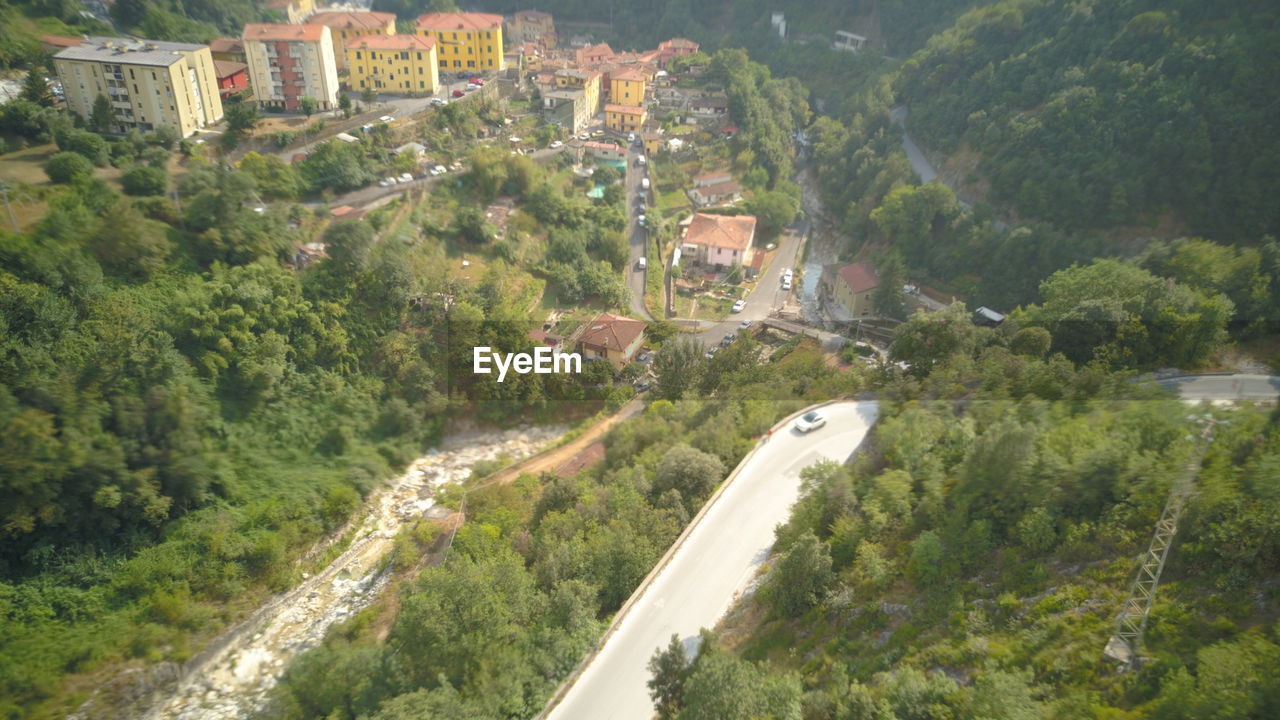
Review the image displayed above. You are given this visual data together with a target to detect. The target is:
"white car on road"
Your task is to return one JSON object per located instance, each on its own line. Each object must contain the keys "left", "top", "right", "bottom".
{"left": 794, "top": 410, "right": 827, "bottom": 433}
{"left": 731, "top": 299, "right": 746, "bottom": 313}
{"left": 379, "top": 115, "right": 394, "bottom": 123}
{"left": 550, "top": 140, "right": 563, "bottom": 149}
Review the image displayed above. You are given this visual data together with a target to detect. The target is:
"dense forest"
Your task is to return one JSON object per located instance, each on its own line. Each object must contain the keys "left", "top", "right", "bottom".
{"left": 646, "top": 334, "right": 1280, "bottom": 719}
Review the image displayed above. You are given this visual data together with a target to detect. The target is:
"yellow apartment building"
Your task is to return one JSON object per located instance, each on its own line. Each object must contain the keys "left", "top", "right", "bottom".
{"left": 309, "top": 10, "right": 395, "bottom": 71}
{"left": 346, "top": 35, "right": 439, "bottom": 95}
{"left": 605, "top": 103, "right": 646, "bottom": 133}
{"left": 53, "top": 36, "right": 223, "bottom": 137}
{"left": 415, "top": 12, "right": 504, "bottom": 72}
{"left": 610, "top": 68, "right": 646, "bottom": 105}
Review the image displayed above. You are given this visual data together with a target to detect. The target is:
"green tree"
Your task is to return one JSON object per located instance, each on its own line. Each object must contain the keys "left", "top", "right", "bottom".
{"left": 323, "top": 220, "right": 375, "bottom": 274}
{"left": 652, "top": 335, "right": 705, "bottom": 400}
{"left": 337, "top": 92, "right": 352, "bottom": 118}
{"left": 90, "top": 93, "right": 114, "bottom": 133}
{"left": 121, "top": 164, "right": 169, "bottom": 196}
{"left": 224, "top": 101, "right": 259, "bottom": 137}
{"left": 872, "top": 253, "right": 906, "bottom": 319}
{"left": 238, "top": 152, "right": 304, "bottom": 200}
{"left": 20, "top": 67, "right": 53, "bottom": 106}
{"left": 746, "top": 190, "right": 799, "bottom": 238}
{"left": 44, "top": 151, "right": 94, "bottom": 184}
{"left": 593, "top": 163, "right": 620, "bottom": 185}
{"left": 649, "top": 634, "right": 690, "bottom": 719}
{"left": 653, "top": 444, "right": 726, "bottom": 502}
{"left": 677, "top": 648, "right": 803, "bottom": 720}
{"left": 768, "top": 531, "right": 833, "bottom": 617}
{"left": 299, "top": 96, "right": 319, "bottom": 118}
{"left": 890, "top": 302, "right": 984, "bottom": 377}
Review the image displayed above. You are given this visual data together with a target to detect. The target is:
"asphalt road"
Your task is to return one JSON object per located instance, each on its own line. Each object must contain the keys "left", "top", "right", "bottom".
{"left": 624, "top": 138, "right": 652, "bottom": 320}
{"left": 698, "top": 228, "right": 803, "bottom": 346}
{"left": 1160, "top": 374, "right": 1280, "bottom": 403}
{"left": 544, "top": 401, "right": 880, "bottom": 720}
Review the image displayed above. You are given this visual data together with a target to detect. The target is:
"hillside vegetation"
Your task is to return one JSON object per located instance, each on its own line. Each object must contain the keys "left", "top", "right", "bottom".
{"left": 649, "top": 347, "right": 1280, "bottom": 719}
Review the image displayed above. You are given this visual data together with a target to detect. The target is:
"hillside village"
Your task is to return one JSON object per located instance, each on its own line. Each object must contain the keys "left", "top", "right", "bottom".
{"left": 25, "top": 3, "right": 924, "bottom": 386}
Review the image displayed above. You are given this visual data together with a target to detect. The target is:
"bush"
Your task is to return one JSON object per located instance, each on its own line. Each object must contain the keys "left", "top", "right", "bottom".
{"left": 44, "top": 151, "right": 94, "bottom": 184}
{"left": 121, "top": 165, "right": 169, "bottom": 196}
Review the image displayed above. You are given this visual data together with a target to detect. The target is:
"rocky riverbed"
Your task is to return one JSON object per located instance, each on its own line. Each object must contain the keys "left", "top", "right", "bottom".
{"left": 72, "top": 425, "right": 565, "bottom": 720}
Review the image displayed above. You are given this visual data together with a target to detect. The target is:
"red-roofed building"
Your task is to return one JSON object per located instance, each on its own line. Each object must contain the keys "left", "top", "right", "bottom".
{"left": 346, "top": 34, "right": 439, "bottom": 94}
{"left": 821, "top": 262, "right": 880, "bottom": 318}
{"left": 416, "top": 12, "right": 505, "bottom": 71}
{"left": 208, "top": 37, "right": 245, "bottom": 63}
{"left": 577, "top": 313, "right": 648, "bottom": 370}
{"left": 689, "top": 179, "right": 742, "bottom": 207}
{"left": 682, "top": 213, "right": 757, "bottom": 270}
{"left": 213, "top": 60, "right": 248, "bottom": 98}
{"left": 310, "top": 10, "right": 396, "bottom": 70}
{"left": 605, "top": 103, "right": 646, "bottom": 132}
{"left": 656, "top": 37, "right": 699, "bottom": 67}
{"left": 575, "top": 42, "right": 614, "bottom": 66}
{"left": 242, "top": 24, "right": 340, "bottom": 111}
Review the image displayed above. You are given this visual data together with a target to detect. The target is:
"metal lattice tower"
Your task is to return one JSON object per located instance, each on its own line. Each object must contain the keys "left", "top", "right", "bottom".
{"left": 1103, "top": 416, "right": 1217, "bottom": 668}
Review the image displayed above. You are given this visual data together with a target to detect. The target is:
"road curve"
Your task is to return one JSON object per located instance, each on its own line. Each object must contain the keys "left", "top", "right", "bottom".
{"left": 542, "top": 401, "right": 879, "bottom": 720}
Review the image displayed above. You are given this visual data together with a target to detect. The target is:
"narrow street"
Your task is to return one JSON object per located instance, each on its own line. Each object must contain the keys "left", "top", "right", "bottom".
{"left": 697, "top": 228, "right": 803, "bottom": 347}
{"left": 624, "top": 137, "right": 652, "bottom": 320}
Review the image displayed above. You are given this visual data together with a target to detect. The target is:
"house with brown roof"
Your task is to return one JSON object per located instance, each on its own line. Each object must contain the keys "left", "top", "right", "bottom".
{"left": 208, "top": 37, "right": 245, "bottom": 63}
{"left": 821, "top": 262, "right": 880, "bottom": 319}
{"left": 692, "top": 170, "right": 733, "bottom": 188}
{"left": 214, "top": 60, "right": 249, "bottom": 98}
{"left": 681, "top": 213, "right": 757, "bottom": 270}
{"left": 605, "top": 103, "right": 646, "bottom": 132}
{"left": 575, "top": 42, "right": 614, "bottom": 66}
{"left": 577, "top": 312, "right": 647, "bottom": 370}
{"left": 41, "top": 35, "right": 82, "bottom": 54}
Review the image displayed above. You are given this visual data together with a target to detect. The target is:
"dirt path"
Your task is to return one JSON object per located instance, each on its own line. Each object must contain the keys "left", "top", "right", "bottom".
{"left": 483, "top": 397, "right": 646, "bottom": 486}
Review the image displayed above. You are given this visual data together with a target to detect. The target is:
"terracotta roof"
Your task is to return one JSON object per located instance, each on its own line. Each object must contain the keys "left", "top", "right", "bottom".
{"left": 684, "top": 213, "right": 757, "bottom": 252}
{"left": 661, "top": 37, "right": 699, "bottom": 49}
{"left": 584, "top": 141, "right": 620, "bottom": 150}
{"left": 693, "top": 170, "right": 732, "bottom": 185}
{"left": 605, "top": 103, "right": 645, "bottom": 115}
{"left": 41, "top": 34, "right": 82, "bottom": 48}
{"left": 612, "top": 68, "right": 646, "bottom": 82}
{"left": 579, "top": 313, "right": 647, "bottom": 353}
{"left": 243, "top": 23, "right": 329, "bottom": 43}
{"left": 838, "top": 262, "right": 879, "bottom": 294}
{"left": 415, "top": 12, "right": 503, "bottom": 31}
{"left": 213, "top": 60, "right": 247, "bottom": 78}
{"left": 208, "top": 37, "right": 243, "bottom": 53}
{"left": 347, "top": 34, "right": 436, "bottom": 51}
{"left": 309, "top": 10, "right": 396, "bottom": 31}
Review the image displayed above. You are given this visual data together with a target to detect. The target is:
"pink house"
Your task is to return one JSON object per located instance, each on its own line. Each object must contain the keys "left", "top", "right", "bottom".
{"left": 681, "top": 213, "right": 757, "bottom": 270}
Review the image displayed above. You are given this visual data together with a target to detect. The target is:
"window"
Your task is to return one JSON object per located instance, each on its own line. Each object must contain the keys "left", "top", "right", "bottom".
{"left": 454, "top": 60, "right": 461, "bottom": 67}
{"left": 419, "top": 80, "right": 424, "bottom": 88}
{"left": 467, "top": 60, "right": 475, "bottom": 68}
{"left": 439, "top": 60, "right": 446, "bottom": 68}
{"left": 355, "top": 51, "right": 361, "bottom": 59}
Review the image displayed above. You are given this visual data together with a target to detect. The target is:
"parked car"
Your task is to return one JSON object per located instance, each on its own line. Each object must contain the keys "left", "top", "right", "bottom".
{"left": 638, "top": 214, "right": 647, "bottom": 226}
{"left": 740, "top": 319, "right": 752, "bottom": 329}
{"left": 378, "top": 177, "right": 395, "bottom": 187}
{"left": 466, "top": 83, "right": 480, "bottom": 91}
{"left": 781, "top": 267, "right": 793, "bottom": 282}
{"left": 578, "top": 132, "right": 589, "bottom": 140}
{"left": 720, "top": 332, "right": 737, "bottom": 346}
{"left": 430, "top": 97, "right": 447, "bottom": 106}
{"left": 781, "top": 278, "right": 792, "bottom": 291}
{"left": 635, "top": 379, "right": 652, "bottom": 392}
{"left": 704, "top": 346, "right": 719, "bottom": 360}
{"left": 637, "top": 256, "right": 646, "bottom": 270}
{"left": 591, "top": 129, "right": 605, "bottom": 138}
{"left": 641, "top": 177, "right": 650, "bottom": 190}
{"left": 636, "top": 155, "right": 647, "bottom": 166}
{"left": 398, "top": 172, "right": 414, "bottom": 183}
{"left": 456, "top": 71, "right": 470, "bottom": 79}
{"left": 379, "top": 115, "right": 394, "bottom": 123}
{"left": 469, "top": 77, "right": 484, "bottom": 85}
{"left": 731, "top": 299, "right": 747, "bottom": 313}
{"left": 452, "top": 89, "right": 465, "bottom": 97}
{"left": 549, "top": 140, "right": 563, "bottom": 149}
{"left": 627, "top": 132, "right": 636, "bottom": 143}
{"left": 794, "top": 410, "right": 827, "bottom": 433}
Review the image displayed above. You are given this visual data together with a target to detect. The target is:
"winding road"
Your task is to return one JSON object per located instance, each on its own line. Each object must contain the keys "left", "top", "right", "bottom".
{"left": 541, "top": 401, "right": 880, "bottom": 720}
